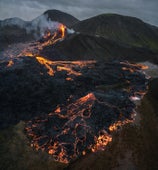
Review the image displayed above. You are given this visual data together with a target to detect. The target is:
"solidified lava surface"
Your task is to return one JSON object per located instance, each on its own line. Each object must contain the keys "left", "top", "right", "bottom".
{"left": 0, "top": 21, "right": 149, "bottom": 164}
{"left": 24, "top": 60, "right": 149, "bottom": 163}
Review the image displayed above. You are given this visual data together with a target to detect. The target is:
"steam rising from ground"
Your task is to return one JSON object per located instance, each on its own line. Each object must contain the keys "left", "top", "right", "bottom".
{"left": 30, "top": 15, "right": 62, "bottom": 37}
{"left": 0, "top": 14, "right": 65, "bottom": 38}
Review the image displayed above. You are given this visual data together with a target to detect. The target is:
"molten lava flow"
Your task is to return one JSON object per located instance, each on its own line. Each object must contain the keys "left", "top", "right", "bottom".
{"left": 35, "top": 56, "right": 96, "bottom": 77}
{"left": 91, "top": 118, "right": 133, "bottom": 152}
{"left": 16, "top": 24, "right": 67, "bottom": 58}
{"left": 40, "top": 24, "right": 66, "bottom": 48}
{"left": 109, "top": 119, "right": 133, "bottom": 132}
{"left": 24, "top": 61, "right": 149, "bottom": 164}
{"left": 59, "top": 24, "right": 66, "bottom": 39}
{"left": 131, "top": 63, "right": 149, "bottom": 70}
{"left": 122, "top": 67, "right": 134, "bottom": 73}
{"left": 91, "top": 131, "right": 112, "bottom": 152}
{"left": 121, "top": 61, "right": 149, "bottom": 70}
{"left": 36, "top": 56, "right": 54, "bottom": 76}
{"left": 7, "top": 60, "right": 14, "bottom": 67}
{"left": 25, "top": 93, "right": 99, "bottom": 163}
{"left": 79, "top": 93, "right": 96, "bottom": 103}
{"left": 57, "top": 65, "right": 82, "bottom": 76}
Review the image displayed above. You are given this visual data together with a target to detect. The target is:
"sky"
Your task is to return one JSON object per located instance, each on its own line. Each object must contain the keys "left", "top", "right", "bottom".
{"left": 0, "top": 0, "right": 158, "bottom": 26}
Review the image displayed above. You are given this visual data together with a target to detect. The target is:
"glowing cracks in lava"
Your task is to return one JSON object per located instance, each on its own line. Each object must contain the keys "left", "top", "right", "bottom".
{"left": 59, "top": 24, "right": 66, "bottom": 39}
{"left": 122, "top": 67, "right": 134, "bottom": 73}
{"left": 79, "top": 93, "right": 96, "bottom": 103}
{"left": 24, "top": 61, "right": 149, "bottom": 164}
{"left": 91, "top": 131, "right": 112, "bottom": 152}
{"left": 121, "top": 62, "right": 149, "bottom": 72}
{"left": 92, "top": 119, "right": 133, "bottom": 153}
{"left": 48, "top": 142, "right": 69, "bottom": 164}
{"left": 41, "top": 24, "right": 66, "bottom": 47}
{"left": 36, "top": 56, "right": 54, "bottom": 76}
{"left": 7, "top": 60, "right": 14, "bottom": 67}
{"left": 17, "top": 23, "right": 67, "bottom": 58}
{"left": 35, "top": 57, "right": 96, "bottom": 77}
{"left": 109, "top": 119, "right": 133, "bottom": 132}
{"left": 133, "top": 63, "right": 149, "bottom": 70}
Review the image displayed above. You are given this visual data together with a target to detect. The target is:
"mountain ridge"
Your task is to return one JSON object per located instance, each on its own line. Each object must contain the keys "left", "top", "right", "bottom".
{"left": 72, "top": 13, "right": 158, "bottom": 52}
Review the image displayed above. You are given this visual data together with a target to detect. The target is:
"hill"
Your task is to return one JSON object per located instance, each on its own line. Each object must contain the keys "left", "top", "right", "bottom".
{"left": 40, "top": 33, "right": 158, "bottom": 63}
{"left": 72, "top": 14, "right": 158, "bottom": 52}
{"left": 43, "top": 9, "right": 79, "bottom": 27}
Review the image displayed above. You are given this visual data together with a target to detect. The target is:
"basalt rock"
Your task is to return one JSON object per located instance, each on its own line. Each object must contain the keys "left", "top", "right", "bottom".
{"left": 0, "top": 56, "right": 148, "bottom": 161}
{"left": 21, "top": 58, "right": 148, "bottom": 163}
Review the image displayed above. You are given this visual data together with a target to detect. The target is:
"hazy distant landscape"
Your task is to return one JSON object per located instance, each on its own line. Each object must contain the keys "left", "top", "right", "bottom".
{"left": 0, "top": 7, "right": 158, "bottom": 170}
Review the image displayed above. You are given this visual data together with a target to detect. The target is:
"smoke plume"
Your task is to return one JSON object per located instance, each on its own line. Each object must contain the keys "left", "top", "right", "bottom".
{"left": 0, "top": 14, "right": 65, "bottom": 39}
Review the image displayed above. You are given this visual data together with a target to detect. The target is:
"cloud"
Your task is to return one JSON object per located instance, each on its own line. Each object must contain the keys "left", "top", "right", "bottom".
{"left": 0, "top": 0, "right": 158, "bottom": 26}
{"left": 0, "top": 0, "right": 48, "bottom": 21}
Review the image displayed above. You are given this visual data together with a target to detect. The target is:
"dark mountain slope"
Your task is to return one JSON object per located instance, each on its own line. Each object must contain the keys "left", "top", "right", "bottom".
{"left": 41, "top": 33, "right": 157, "bottom": 63}
{"left": 43, "top": 9, "right": 79, "bottom": 27}
{"left": 72, "top": 14, "right": 158, "bottom": 52}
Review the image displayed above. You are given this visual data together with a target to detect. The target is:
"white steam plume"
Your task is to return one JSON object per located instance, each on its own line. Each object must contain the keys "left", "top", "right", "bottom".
{"left": 0, "top": 14, "right": 65, "bottom": 39}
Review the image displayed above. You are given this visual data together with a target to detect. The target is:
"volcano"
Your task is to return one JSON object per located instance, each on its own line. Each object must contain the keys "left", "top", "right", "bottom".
{"left": 0, "top": 9, "right": 158, "bottom": 169}
{"left": 38, "top": 14, "right": 158, "bottom": 63}
{"left": 43, "top": 9, "right": 79, "bottom": 27}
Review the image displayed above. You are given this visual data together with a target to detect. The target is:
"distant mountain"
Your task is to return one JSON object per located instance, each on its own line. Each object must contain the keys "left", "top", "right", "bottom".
{"left": 0, "top": 18, "right": 33, "bottom": 50}
{"left": 43, "top": 9, "right": 79, "bottom": 27}
{"left": 0, "top": 17, "right": 27, "bottom": 27}
{"left": 72, "top": 14, "right": 158, "bottom": 52}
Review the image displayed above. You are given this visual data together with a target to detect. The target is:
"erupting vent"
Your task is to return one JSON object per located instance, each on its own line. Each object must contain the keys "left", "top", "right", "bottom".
{"left": 3, "top": 23, "right": 67, "bottom": 60}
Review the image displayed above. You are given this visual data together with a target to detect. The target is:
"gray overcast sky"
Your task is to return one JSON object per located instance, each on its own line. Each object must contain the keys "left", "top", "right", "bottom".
{"left": 0, "top": 0, "right": 158, "bottom": 26}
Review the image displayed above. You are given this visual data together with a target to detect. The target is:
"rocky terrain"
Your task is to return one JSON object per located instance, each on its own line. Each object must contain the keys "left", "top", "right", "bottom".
{"left": 0, "top": 9, "right": 158, "bottom": 169}
{"left": 0, "top": 53, "right": 149, "bottom": 163}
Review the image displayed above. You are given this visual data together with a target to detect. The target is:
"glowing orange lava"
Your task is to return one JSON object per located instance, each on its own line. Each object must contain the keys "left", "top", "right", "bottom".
{"left": 109, "top": 119, "right": 133, "bottom": 132}
{"left": 17, "top": 23, "right": 67, "bottom": 58}
{"left": 35, "top": 56, "right": 96, "bottom": 77}
{"left": 91, "top": 131, "right": 112, "bottom": 152}
{"left": 132, "top": 63, "right": 149, "bottom": 70}
{"left": 79, "top": 93, "right": 96, "bottom": 103}
{"left": 59, "top": 24, "right": 66, "bottom": 39}
{"left": 7, "top": 60, "right": 14, "bottom": 67}
{"left": 19, "top": 26, "right": 149, "bottom": 164}
{"left": 36, "top": 56, "right": 54, "bottom": 76}
{"left": 121, "top": 62, "right": 149, "bottom": 70}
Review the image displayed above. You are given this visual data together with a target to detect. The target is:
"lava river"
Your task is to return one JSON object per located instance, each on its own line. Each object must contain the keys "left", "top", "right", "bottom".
{"left": 25, "top": 60, "right": 149, "bottom": 163}
{"left": 0, "top": 23, "right": 150, "bottom": 164}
